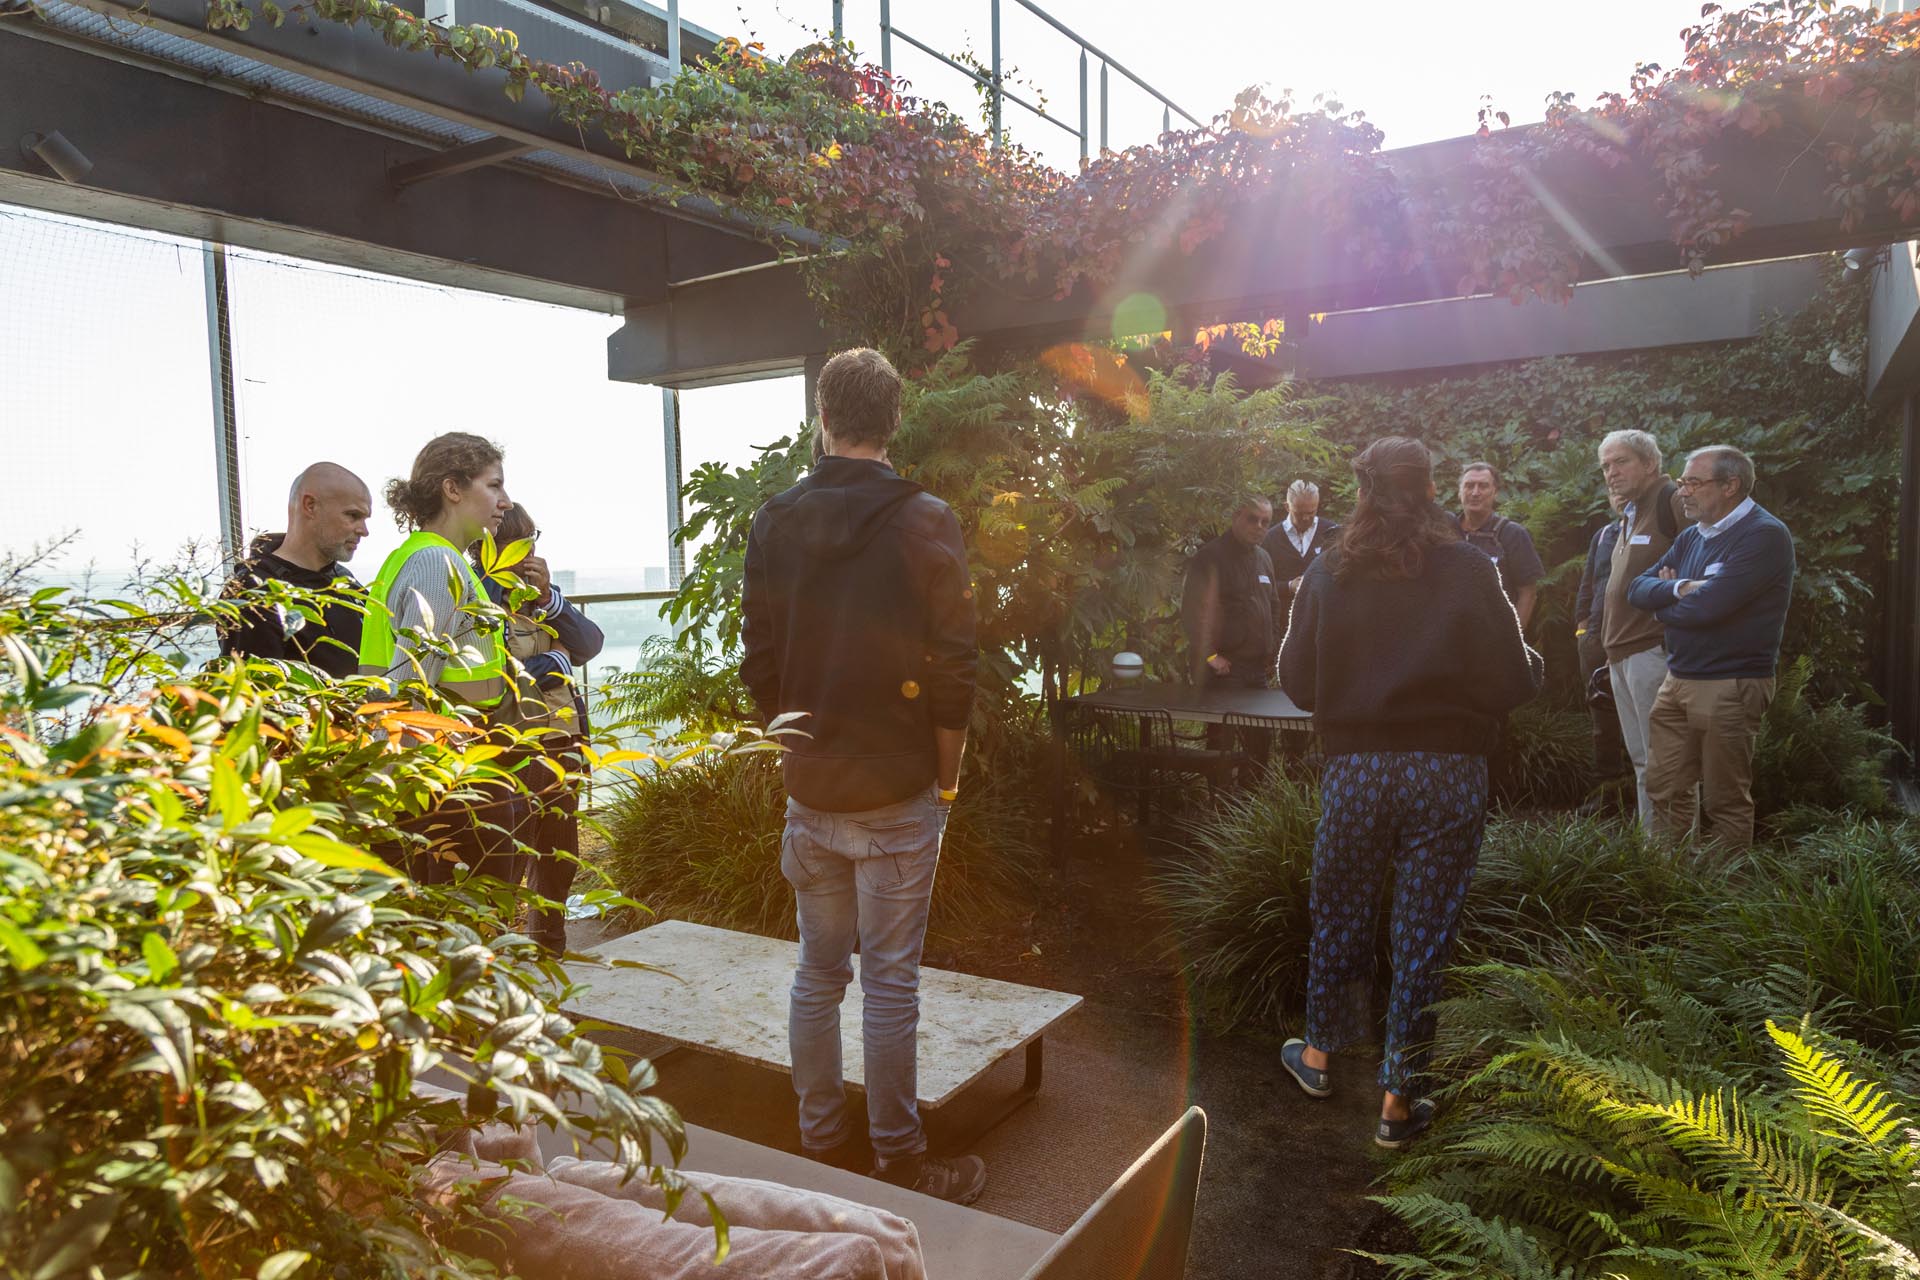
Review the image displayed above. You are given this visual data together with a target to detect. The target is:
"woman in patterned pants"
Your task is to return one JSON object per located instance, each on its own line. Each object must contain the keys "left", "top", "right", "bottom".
{"left": 1277, "top": 437, "right": 1543, "bottom": 1147}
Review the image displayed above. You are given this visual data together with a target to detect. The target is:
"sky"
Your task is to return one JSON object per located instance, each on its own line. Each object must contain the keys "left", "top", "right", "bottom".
{"left": 1, "top": 0, "right": 1721, "bottom": 591}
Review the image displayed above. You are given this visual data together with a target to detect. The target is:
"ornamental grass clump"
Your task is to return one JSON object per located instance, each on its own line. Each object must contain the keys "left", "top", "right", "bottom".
{"left": 593, "top": 747, "right": 1042, "bottom": 945}
{"left": 0, "top": 574, "right": 719, "bottom": 1278}
{"left": 1148, "top": 765, "right": 1322, "bottom": 1031}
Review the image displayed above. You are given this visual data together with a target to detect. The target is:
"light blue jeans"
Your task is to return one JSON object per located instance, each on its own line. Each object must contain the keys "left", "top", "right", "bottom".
{"left": 781, "top": 785, "right": 948, "bottom": 1160}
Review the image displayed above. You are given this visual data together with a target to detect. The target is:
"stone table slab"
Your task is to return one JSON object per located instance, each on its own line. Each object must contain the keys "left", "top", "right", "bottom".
{"left": 564, "top": 920, "right": 1083, "bottom": 1110}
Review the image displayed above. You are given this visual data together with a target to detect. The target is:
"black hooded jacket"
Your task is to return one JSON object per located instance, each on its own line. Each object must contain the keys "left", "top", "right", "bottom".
{"left": 218, "top": 532, "right": 365, "bottom": 678}
{"left": 740, "top": 456, "right": 978, "bottom": 813}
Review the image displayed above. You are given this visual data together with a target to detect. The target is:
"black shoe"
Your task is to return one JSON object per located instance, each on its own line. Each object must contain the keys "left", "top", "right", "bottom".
{"left": 872, "top": 1152, "right": 988, "bottom": 1205}
{"left": 802, "top": 1132, "right": 873, "bottom": 1174}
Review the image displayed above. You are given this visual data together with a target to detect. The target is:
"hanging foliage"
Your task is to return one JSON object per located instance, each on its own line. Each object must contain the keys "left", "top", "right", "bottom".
{"left": 193, "top": 0, "right": 1920, "bottom": 358}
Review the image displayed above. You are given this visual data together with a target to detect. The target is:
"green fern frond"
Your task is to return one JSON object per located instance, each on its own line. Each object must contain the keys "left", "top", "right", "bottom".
{"left": 1595, "top": 1086, "right": 1849, "bottom": 1264}
{"left": 1767, "top": 1019, "right": 1913, "bottom": 1156}
{"left": 1371, "top": 1193, "right": 1576, "bottom": 1279}
{"left": 1453, "top": 1121, "right": 1613, "bottom": 1185}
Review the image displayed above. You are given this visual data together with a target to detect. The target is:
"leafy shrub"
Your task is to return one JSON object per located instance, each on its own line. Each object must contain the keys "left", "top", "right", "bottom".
{"left": 1753, "top": 656, "right": 1904, "bottom": 820}
{"left": 0, "top": 579, "right": 713, "bottom": 1277}
{"left": 668, "top": 347, "right": 1331, "bottom": 701}
{"left": 1494, "top": 703, "right": 1596, "bottom": 811}
{"left": 1148, "top": 767, "right": 1322, "bottom": 1030}
{"left": 593, "top": 749, "right": 1041, "bottom": 944}
{"left": 597, "top": 633, "right": 756, "bottom": 736}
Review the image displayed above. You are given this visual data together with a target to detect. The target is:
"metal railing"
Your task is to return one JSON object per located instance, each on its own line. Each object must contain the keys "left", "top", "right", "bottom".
{"left": 847, "top": 0, "right": 1202, "bottom": 160}
{"left": 568, "top": 588, "right": 679, "bottom": 706}
{"left": 639, "top": 0, "right": 1200, "bottom": 157}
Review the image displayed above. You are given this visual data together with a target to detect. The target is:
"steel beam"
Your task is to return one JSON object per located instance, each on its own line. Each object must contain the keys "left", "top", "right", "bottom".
{"left": 63, "top": 0, "right": 821, "bottom": 247}
{"left": 0, "top": 33, "right": 772, "bottom": 311}
{"left": 202, "top": 242, "right": 244, "bottom": 566}
{"left": 608, "top": 260, "right": 827, "bottom": 387}
{"left": 1279, "top": 256, "right": 1828, "bottom": 381}
{"left": 388, "top": 136, "right": 538, "bottom": 188}
{"left": 1868, "top": 241, "right": 1920, "bottom": 404}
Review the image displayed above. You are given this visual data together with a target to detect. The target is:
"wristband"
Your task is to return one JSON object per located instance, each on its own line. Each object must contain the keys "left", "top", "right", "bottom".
{"left": 937, "top": 787, "right": 959, "bottom": 803}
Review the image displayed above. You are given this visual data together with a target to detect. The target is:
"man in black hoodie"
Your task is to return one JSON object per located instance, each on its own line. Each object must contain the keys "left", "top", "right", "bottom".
{"left": 740, "top": 348, "right": 984, "bottom": 1204}
{"left": 218, "top": 462, "right": 371, "bottom": 678}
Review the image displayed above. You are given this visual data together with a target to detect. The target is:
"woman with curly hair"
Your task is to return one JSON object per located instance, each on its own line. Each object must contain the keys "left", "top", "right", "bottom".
{"left": 358, "top": 431, "right": 527, "bottom": 886}
{"left": 1277, "top": 436, "right": 1543, "bottom": 1148}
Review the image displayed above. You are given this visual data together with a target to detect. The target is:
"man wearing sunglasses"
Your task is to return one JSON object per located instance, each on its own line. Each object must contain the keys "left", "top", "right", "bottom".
{"left": 1627, "top": 445, "right": 1796, "bottom": 849}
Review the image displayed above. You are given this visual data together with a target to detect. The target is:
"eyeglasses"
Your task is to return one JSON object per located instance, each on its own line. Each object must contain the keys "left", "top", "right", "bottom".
{"left": 1675, "top": 476, "right": 1731, "bottom": 492}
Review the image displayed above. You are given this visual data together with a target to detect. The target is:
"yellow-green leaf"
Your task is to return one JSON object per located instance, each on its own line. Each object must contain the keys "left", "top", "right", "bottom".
{"left": 211, "top": 758, "right": 246, "bottom": 832}
{"left": 285, "top": 833, "right": 403, "bottom": 878}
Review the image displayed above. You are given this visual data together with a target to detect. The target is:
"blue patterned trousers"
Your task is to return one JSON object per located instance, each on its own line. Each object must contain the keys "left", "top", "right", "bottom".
{"left": 1305, "top": 751, "right": 1488, "bottom": 1096}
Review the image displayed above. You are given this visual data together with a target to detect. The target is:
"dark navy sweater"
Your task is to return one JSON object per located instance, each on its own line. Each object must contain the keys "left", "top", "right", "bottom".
{"left": 1626, "top": 502, "right": 1794, "bottom": 680}
{"left": 1279, "top": 540, "right": 1544, "bottom": 757}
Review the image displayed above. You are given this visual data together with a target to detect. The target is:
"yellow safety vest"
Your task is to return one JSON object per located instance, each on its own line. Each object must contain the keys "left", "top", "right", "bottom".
{"left": 358, "top": 531, "right": 508, "bottom": 709}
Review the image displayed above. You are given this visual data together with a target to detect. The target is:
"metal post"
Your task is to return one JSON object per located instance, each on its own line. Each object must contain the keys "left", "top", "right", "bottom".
{"left": 1162, "top": 103, "right": 1170, "bottom": 137}
{"left": 880, "top": 0, "right": 891, "bottom": 72}
{"left": 831, "top": 0, "right": 842, "bottom": 41}
{"left": 666, "top": 0, "right": 680, "bottom": 73}
{"left": 1099, "top": 60, "right": 1109, "bottom": 153}
{"left": 661, "top": 386, "right": 685, "bottom": 588}
{"left": 202, "top": 242, "right": 242, "bottom": 567}
{"left": 1894, "top": 392, "right": 1920, "bottom": 759}
{"left": 989, "top": 0, "right": 1002, "bottom": 148}
{"left": 1077, "top": 48, "right": 1088, "bottom": 162}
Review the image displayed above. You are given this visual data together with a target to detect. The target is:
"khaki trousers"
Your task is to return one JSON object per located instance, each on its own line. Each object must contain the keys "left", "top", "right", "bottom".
{"left": 1645, "top": 674, "right": 1775, "bottom": 850}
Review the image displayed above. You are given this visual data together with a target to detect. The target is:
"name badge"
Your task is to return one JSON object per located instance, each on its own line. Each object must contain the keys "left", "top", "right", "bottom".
{"left": 1630, "top": 533, "right": 1652, "bottom": 545}
{"left": 1257, "top": 575, "right": 1272, "bottom": 585}
{"left": 1705, "top": 562, "right": 1725, "bottom": 577}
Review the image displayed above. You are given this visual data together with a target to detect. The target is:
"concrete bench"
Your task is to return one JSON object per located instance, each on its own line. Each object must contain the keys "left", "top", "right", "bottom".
{"left": 422, "top": 1076, "right": 1206, "bottom": 1280}
{"left": 562, "top": 921, "right": 1084, "bottom": 1147}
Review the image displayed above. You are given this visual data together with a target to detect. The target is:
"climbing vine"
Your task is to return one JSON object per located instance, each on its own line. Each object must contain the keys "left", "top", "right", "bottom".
{"left": 194, "top": 0, "right": 1920, "bottom": 360}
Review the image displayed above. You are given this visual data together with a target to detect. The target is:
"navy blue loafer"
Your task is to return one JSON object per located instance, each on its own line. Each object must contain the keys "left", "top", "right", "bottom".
{"left": 1281, "top": 1038, "right": 1332, "bottom": 1098}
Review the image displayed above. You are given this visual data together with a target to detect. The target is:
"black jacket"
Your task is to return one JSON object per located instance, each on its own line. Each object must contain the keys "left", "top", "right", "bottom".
{"left": 1180, "top": 534, "right": 1278, "bottom": 683}
{"left": 740, "top": 456, "right": 978, "bottom": 813}
{"left": 1261, "top": 517, "right": 1339, "bottom": 589}
{"left": 1278, "top": 541, "right": 1543, "bottom": 757}
{"left": 218, "top": 533, "right": 364, "bottom": 678}
{"left": 1574, "top": 519, "right": 1621, "bottom": 673}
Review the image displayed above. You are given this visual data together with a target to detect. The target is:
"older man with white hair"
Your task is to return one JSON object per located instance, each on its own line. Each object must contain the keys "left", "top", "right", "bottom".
{"left": 1262, "top": 479, "right": 1339, "bottom": 625}
{"left": 218, "top": 461, "right": 372, "bottom": 678}
{"left": 1597, "top": 428, "right": 1688, "bottom": 830}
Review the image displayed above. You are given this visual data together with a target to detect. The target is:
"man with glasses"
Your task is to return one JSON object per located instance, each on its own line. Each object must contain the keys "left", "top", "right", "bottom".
{"left": 1628, "top": 445, "right": 1795, "bottom": 849}
{"left": 1182, "top": 496, "right": 1281, "bottom": 689}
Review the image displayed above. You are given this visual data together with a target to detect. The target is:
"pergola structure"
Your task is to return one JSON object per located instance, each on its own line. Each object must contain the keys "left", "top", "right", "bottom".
{"left": 4, "top": 0, "right": 1918, "bottom": 752}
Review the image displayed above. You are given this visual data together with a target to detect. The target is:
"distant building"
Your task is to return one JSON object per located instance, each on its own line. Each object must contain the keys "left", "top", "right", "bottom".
{"left": 552, "top": 569, "right": 577, "bottom": 594}
{"left": 644, "top": 566, "right": 668, "bottom": 591}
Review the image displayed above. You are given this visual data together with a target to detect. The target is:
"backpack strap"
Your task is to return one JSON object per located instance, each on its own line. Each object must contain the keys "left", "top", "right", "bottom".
{"left": 1655, "top": 480, "right": 1680, "bottom": 540}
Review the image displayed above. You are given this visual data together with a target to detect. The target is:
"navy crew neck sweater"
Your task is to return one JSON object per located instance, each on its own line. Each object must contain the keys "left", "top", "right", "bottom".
{"left": 1626, "top": 503, "right": 1794, "bottom": 681}
{"left": 1278, "top": 540, "right": 1543, "bottom": 757}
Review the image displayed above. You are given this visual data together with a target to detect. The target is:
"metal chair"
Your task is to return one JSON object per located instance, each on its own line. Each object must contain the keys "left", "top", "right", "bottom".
{"left": 1222, "top": 710, "right": 1321, "bottom": 781}
{"left": 1062, "top": 705, "right": 1242, "bottom": 826}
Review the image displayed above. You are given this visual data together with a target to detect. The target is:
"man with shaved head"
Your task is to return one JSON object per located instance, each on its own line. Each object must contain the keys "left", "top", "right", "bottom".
{"left": 218, "top": 461, "right": 372, "bottom": 677}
